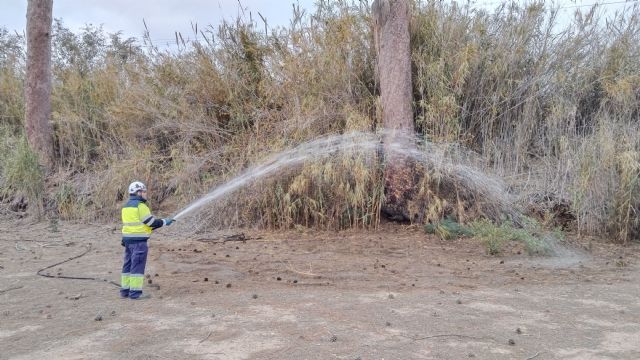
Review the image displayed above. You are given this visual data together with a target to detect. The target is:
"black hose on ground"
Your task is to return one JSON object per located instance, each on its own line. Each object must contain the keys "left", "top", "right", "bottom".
{"left": 36, "top": 243, "right": 120, "bottom": 288}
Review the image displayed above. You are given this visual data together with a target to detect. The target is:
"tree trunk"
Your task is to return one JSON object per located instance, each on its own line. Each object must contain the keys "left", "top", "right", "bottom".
{"left": 373, "top": 0, "right": 415, "bottom": 221}
{"left": 25, "top": 0, "right": 54, "bottom": 171}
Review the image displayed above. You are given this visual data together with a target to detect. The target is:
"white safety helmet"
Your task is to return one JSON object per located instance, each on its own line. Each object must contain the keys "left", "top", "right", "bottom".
{"left": 128, "top": 181, "right": 147, "bottom": 194}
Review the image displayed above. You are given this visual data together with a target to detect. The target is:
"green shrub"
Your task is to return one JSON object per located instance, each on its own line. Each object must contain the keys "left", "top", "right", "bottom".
{"left": 468, "top": 218, "right": 554, "bottom": 255}
{"left": 0, "top": 134, "right": 44, "bottom": 211}
{"left": 424, "top": 217, "right": 473, "bottom": 240}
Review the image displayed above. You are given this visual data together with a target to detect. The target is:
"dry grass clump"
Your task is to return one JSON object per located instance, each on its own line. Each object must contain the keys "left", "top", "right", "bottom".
{"left": 0, "top": 1, "right": 639, "bottom": 241}
{"left": 195, "top": 147, "right": 384, "bottom": 231}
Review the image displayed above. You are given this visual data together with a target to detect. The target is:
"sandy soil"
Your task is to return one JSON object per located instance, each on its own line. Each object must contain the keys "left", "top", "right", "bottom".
{"left": 1, "top": 218, "right": 639, "bottom": 360}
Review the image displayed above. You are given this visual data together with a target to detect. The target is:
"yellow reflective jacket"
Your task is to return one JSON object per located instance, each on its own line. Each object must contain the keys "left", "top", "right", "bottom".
{"left": 121, "top": 196, "right": 164, "bottom": 244}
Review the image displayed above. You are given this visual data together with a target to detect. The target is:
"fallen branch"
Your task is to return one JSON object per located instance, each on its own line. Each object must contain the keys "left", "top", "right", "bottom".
{"left": 196, "top": 233, "right": 262, "bottom": 243}
{"left": 223, "top": 233, "right": 247, "bottom": 241}
{"left": 0, "top": 285, "right": 23, "bottom": 294}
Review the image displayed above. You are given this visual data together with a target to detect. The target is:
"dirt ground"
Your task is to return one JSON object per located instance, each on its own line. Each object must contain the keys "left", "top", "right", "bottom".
{"left": 1, "top": 218, "right": 639, "bottom": 360}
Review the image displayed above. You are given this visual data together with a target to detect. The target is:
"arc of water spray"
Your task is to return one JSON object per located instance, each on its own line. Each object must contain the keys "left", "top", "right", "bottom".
{"left": 171, "top": 131, "right": 514, "bottom": 221}
{"left": 172, "top": 132, "right": 381, "bottom": 220}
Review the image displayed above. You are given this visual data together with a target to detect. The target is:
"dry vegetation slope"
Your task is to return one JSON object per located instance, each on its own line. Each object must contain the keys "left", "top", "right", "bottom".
{"left": 0, "top": 1, "right": 639, "bottom": 242}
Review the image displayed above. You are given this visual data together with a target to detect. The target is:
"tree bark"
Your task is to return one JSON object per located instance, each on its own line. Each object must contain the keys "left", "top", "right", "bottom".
{"left": 373, "top": 0, "right": 415, "bottom": 221}
{"left": 25, "top": 0, "right": 54, "bottom": 171}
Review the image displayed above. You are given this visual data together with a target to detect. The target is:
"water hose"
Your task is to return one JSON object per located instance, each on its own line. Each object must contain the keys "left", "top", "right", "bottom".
{"left": 36, "top": 243, "right": 120, "bottom": 287}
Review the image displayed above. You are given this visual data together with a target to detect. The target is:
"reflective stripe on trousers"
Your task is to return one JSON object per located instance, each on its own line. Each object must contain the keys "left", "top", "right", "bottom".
{"left": 120, "top": 242, "right": 148, "bottom": 298}
{"left": 121, "top": 273, "right": 130, "bottom": 289}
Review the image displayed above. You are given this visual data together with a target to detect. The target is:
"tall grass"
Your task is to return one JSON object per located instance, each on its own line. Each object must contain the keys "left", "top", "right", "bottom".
{"left": 0, "top": 1, "right": 638, "bottom": 240}
{"left": 0, "top": 128, "right": 44, "bottom": 213}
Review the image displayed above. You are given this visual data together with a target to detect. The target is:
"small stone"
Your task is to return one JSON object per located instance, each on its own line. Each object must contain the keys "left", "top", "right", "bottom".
{"left": 329, "top": 335, "right": 338, "bottom": 342}
{"left": 204, "top": 277, "right": 208, "bottom": 282}
{"left": 235, "top": 246, "right": 239, "bottom": 250}
{"left": 154, "top": 273, "right": 159, "bottom": 277}
{"left": 145, "top": 274, "right": 151, "bottom": 279}
{"left": 252, "top": 294, "right": 258, "bottom": 299}
{"left": 500, "top": 260, "right": 504, "bottom": 264}
{"left": 456, "top": 299, "right": 462, "bottom": 304}
{"left": 226, "top": 254, "right": 230, "bottom": 258}
{"left": 516, "top": 328, "right": 522, "bottom": 334}
{"left": 111, "top": 311, "right": 116, "bottom": 316}
{"left": 147, "top": 279, "right": 153, "bottom": 284}
{"left": 385, "top": 321, "right": 391, "bottom": 327}
{"left": 214, "top": 280, "right": 219, "bottom": 284}
{"left": 95, "top": 314, "right": 103, "bottom": 321}
{"left": 508, "top": 339, "right": 515, "bottom": 346}
{"left": 293, "top": 280, "right": 298, "bottom": 284}
{"left": 468, "top": 353, "right": 475, "bottom": 358}
{"left": 226, "top": 283, "right": 232, "bottom": 288}
{"left": 388, "top": 294, "right": 395, "bottom": 299}
{"left": 276, "top": 277, "right": 282, "bottom": 281}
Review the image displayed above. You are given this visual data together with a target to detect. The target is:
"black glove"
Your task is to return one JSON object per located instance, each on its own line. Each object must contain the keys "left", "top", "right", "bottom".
{"left": 121, "top": 240, "right": 125, "bottom": 247}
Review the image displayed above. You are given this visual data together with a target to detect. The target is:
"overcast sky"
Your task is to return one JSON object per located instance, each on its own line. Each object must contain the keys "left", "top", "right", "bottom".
{"left": 0, "top": 0, "right": 317, "bottom": 46}
{"left": 0, "top": 0, "right": 634, "bottom": 48}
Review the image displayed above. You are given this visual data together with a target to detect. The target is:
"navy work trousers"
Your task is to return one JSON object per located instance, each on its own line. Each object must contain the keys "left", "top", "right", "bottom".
{"left": 120, "top": 241, "right": 148, "bottom": 299}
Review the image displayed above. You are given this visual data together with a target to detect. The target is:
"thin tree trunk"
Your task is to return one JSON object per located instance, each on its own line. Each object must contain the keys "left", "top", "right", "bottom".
{"left": 373, "top": 0, "right": 415, "bottom": 221}
{"left": 25, "top": 0, "right": 54, "bottom": 171}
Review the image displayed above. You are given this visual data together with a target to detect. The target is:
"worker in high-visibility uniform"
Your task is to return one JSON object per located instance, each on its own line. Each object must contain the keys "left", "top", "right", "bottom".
{"left": 120, "top": 181, "right": 173, "bottom": 299}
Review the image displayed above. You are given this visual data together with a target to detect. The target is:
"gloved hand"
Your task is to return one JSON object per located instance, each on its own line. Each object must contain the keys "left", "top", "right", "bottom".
{"left": 121, "top": 240, "right": 125, "bottom": 247}
{"left": 164, "top": 218, "right": 174, "bottom": 226}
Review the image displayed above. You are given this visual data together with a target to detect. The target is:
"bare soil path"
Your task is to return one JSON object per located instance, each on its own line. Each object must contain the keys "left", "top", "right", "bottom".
{"left": 1, "top": 219, "right": 639, "bottom": 359}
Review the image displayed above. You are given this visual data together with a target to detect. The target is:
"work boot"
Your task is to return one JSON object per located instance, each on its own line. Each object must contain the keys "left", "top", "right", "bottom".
{"left": 130, "top": 293, "right": 151, "bottom": 300}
